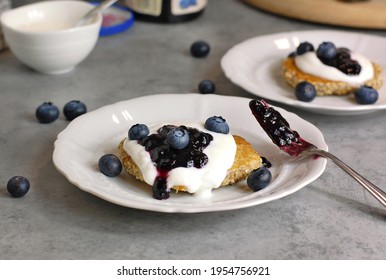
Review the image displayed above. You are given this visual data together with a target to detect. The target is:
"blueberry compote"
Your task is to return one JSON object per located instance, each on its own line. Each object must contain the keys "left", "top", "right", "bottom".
{"left": 139, "top": 125, "right": 213, "bottom": 200}
{"left": 319, "top": 47, "right": 361, "bottom": 75}
{"left": 249, "top": 100, "right": 312, "bottom": 157}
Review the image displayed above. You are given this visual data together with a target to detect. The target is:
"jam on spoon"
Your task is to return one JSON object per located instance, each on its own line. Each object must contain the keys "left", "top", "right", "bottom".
{"left": 249, "top": 99, "right": 386, "bottom": 208}
{"left": 249, "top": 99, "right": 313, "bottom": 156}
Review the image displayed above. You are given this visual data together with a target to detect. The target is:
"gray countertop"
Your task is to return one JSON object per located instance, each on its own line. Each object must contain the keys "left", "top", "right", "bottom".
{"left": 1, "top": 0, "right": 385, "bottom": 260}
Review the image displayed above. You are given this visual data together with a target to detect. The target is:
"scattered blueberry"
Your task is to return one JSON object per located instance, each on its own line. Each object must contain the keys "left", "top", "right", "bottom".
{"left": 35, "top": 102, "right": 59, "bottom": 123}
{"left": 247, "top": 166, "right": 272, "bottom": 192}
{"left": 63, "top": 100, "right": 87, "bottom": 121}
{"left": 98, "top": 154, "right": 122, "bottom": 177}
{"left": 129, "top": 124, "right": 150, "bottom": 140}
{"left": 167, "top": 127, "right": 190, "bottom": 149}
{"left": 295, "top": 81, "right": 317, "bottom": 102}
{"left": 316, "top": 41, "right": 337, "bottom": 60}
{"left": 354, "top": 86, "right": 378, "bottom": 104}
{"left": 204, "top": 116, "right": 229, "bottom": 134}
{"left": 198, "top": 79, "right": 215, "bottom": 94}
{"left": 296, "top": 41, "right": 314, "bottom": 55}
{"left": 7, "top": 176, "right": 30, "bottom": 198}
{"left": 190, "top": 40, "right": 210, "bottom": 58}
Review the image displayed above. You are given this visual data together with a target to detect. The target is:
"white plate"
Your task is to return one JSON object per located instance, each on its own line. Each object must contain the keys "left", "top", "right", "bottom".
{"left": 221, "top": 30, "right": 386, "bottom": 115}
{"left": 53, "top": 94, "right": 327, "bottom": 213}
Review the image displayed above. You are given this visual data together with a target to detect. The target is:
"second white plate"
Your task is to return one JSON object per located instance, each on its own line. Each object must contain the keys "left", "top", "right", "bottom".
{"left": 53, "top": 94, "right": 327, "bottom": 213}
{"left": 221, "top": 30, "right": 386, "bottom": 115}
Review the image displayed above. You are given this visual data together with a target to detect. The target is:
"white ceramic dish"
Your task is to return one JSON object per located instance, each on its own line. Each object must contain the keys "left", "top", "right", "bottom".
{"left": 221, "top": 30, "right": 386, "bottom": 115}
{"left": 1, "top": 1, "right": 102, "bottom": 74}
{"left": 53, "top": 94, "right": 327, "bottom": 213}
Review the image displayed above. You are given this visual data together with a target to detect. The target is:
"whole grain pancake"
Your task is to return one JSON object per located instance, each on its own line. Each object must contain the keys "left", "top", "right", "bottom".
{"left": 118, "top": 134, "right": 262, "bottom": 193}
{"left": 282, "top": 56, "right": 383, "bottom": 96}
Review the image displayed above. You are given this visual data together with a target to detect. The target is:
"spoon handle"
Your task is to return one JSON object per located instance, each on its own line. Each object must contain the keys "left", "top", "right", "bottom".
{"left": 77, "top": 0, "right": 119, "bottom": 26}
{"left": 314, "top": 148, "right": 386, "bottom": 207}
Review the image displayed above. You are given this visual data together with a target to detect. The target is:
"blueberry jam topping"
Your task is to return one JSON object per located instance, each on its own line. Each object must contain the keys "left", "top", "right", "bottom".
{"left": 138, "top": 125, "right": 213, "bottom": 199}
{"left": 249, "top": 100, "right": 312, "bottom": 157}
{"left": 261, "top": 157, "right": 272, "bottom": 169}
{"left": 318, "top": 47, "right": 361, "bottom": 75}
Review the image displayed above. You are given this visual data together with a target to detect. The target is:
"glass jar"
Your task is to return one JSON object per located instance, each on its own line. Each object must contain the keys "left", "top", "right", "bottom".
{"left": 125, "top": 0, "right": 207, "bottom": 23}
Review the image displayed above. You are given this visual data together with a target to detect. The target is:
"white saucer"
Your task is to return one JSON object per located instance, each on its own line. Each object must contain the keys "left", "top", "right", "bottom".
{"left": 221, "top": 30, "right": 386, "bottom": 115}
{"left": 53, "top": 94, "right": 327, "bottom": 213}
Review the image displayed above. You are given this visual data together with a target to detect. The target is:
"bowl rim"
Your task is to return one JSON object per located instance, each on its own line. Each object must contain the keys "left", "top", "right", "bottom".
{"left": 0, "top": 0, "right": 102, "bottom": 35}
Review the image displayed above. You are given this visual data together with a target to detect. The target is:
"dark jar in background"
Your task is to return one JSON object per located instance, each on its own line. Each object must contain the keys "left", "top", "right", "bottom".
{"left": 124, "top": 0, "right": 207, "bottom": 23}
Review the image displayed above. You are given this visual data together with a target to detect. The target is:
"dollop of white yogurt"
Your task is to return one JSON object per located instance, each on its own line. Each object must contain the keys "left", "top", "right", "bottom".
{"left": 123, "top": 122, "right": 237, "bottom": 197}
{"left": 294, "top": 51, "right": 374, "bottom": 85}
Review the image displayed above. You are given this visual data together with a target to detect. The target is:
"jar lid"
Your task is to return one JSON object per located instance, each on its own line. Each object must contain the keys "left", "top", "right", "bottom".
{"left": 91, "top": 2, "right": 134, "bottom": 36}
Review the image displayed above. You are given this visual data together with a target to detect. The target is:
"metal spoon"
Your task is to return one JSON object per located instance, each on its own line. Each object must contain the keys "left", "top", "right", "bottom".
{"left": 76, "top": 0, "right": 119, "bottom": 27}
{"left": 249, "top": 99, "right": 386, "bottom": 208}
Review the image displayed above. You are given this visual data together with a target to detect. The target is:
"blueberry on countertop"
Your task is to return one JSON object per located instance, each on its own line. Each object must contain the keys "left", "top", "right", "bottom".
{"left": 198, "top": 79, "right": 215, "bottom": 94}
{"left": 63, "top": 100, "right": 87, "bottom": 121}
{"left": 167, "top": 127, "right": 190, "bottom": 149}
{"left": 98, "top": 154, "right": 122, "bottom": 177}
{"left": 7, "top": 176, "right": 30, "bottom": 198}
{"left": 354, "top": 86, "right": 378, "bottom": 104}
{"left": 296, "top": 41, "right": 314, "bottom": 55}
{"left": 295, "top": 81, "right": 317, "bottom": 102}
{"left": 190, "top": 40, "right": 210, "bottom": 58}
{"left": 129, "top": 124, "right": 150, "bottom": 140}
{"left": 204, "top": 116, "right": 229, "bottom": 134}
{"left": 247, "top": 166, "right": 272, "bottom": 192}
{"left": 35, "top": 102, "right": 59, "bottom": 123}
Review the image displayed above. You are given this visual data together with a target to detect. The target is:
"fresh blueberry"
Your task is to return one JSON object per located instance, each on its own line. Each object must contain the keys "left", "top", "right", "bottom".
{"left": 354, "top": 86, "right": 378, "bottom": 104}
{"left": 129, "top": 124, "right": 150, "bottom": 140}
{"left": 204, "top": 116, "right": 229, "bottom": 134}
{"left": 296, "top": 41, "right": 314, "bottom": 55}
{"left": 98, "top": 154, "right": 122, "bottom": 177}
{"left": 317, "top": 41, "right": 337, "bottom": 60}
{"left": 190, "top": 40, "right": 210, "bottom": 58}
{"left": 7, "top": 176, "right": 30, "bottom": 198}
{"left": 63, "top": 100, "right": 87, "bottom": 121}
{"left": 198, "top": 79, "right": 215, "bottom": 94}
{"left": 295, "top": 81, "right": 317, "bottom": 102}
{"left": 35, "top": 102, "right": 59, "bottom": 123}
{"left": 247, "top": 166, "right": 272, "bottom": 192}
{"left": 167, "top": 127, "right": 190, "bottom": 149}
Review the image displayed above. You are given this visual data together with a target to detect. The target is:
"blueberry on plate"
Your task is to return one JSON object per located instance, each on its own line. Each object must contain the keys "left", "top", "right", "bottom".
{"left": 7, "top": 176, "right": 30, "bottom": 198}
{"left": 198, "top": 79, "right": 215, "bottom": 94}
{"left": 98, "top": 154, "right": 122, "bottom": 177}
{"left": 204, "top": 116, "right": 229, "bottom": 134}
{"left": 354, "top": 86, "right": 378, "bottom": 104}
{"left": 247, "top": 166, "right": 272, "bottom": 192}
{"left": 35, "top": 102, "right": 59, "bottom": 123}
{"left": 129, "top": 124, "right": 150, "bottom": 140}
{"left": 296, "top": 41, "right": 314, "bottom": 55}
{"left": 190, "top": 40, "right": 210, "bottom": 58}
{"left": 316, "top": 41, "right": 337, "bottom": 60}
{"left": 295, "top": 81, "right": 317, "bottom": 102}
{"left": 167, "top": 127, "right": 190, "bottom": 149}
{"left": 63, "top": 100, "right": 87, "bottom": 121}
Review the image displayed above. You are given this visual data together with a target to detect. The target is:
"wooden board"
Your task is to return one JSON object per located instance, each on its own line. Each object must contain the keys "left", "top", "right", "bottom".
{"left": 242, "top": 0, "right": 386, "bottom": 29}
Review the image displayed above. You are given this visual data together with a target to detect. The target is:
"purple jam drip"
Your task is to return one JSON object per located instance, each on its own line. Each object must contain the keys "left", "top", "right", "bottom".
{"left": 319, "top": 47, "right": 361, "bottom": 75}
{"left": 139, "top": 125, "right": 213, "bottom": 200}
{"left": 249, "top": 100, "right": 313, "bottom": 157}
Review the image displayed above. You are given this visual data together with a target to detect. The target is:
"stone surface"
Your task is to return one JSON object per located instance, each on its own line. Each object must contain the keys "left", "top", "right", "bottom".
{"left": 0, "top": 0, "right": 385, "bottom": 260}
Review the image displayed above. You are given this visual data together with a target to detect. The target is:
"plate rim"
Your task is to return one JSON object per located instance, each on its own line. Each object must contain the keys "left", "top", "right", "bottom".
{"left": 53, "top": 93, "right": 328, "bottom": 213}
